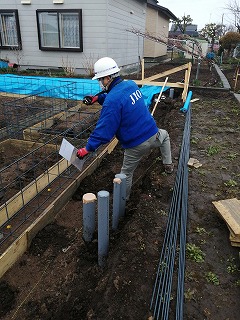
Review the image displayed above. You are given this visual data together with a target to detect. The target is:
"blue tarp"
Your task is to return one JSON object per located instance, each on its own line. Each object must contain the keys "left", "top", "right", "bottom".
{"left": 140, "top": 85, "right": 170, "bottom": 108}
{"left": 0, "top": 74, "right": 169, "bottom": 108}
{"left": 0, "top": 61, "right": 8, "bottom": 68}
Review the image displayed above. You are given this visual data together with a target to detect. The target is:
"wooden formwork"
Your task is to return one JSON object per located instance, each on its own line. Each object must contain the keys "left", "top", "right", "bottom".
{"left": 0, "top": 138, "right": 118, "bottom": 278}
{"left": 0, "top": 139, "right": 60, "bottom": 227}
{"left": 134, "top": 61, "right": 192, "bottom": 101}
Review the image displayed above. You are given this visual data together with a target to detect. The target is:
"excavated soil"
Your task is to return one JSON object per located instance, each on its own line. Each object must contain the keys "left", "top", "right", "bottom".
{"left": 0, "top": 60, "right": 240, "bottom": 320}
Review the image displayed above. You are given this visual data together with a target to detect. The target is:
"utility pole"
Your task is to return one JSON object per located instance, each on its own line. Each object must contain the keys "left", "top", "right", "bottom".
{"left": 221, "top": 13, "right": 224, "bottom": 36}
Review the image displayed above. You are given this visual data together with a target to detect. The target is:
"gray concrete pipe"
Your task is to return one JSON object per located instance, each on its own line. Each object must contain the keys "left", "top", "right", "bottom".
{"left": 82, "top": 193, "right": 97, "bottom": 242}
{"left": 97, "top": 190, "right": 109, "bottom": 267}
{"left": 114, "top": 173, "right": 127, "bottom": 218}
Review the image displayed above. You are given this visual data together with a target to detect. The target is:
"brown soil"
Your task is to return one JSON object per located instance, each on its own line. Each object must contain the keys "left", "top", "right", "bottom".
{"left": 0, "top": 60, "right": 240, "bottom": 320}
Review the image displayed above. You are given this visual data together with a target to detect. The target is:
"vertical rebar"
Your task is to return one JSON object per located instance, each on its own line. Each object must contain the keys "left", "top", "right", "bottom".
{"left": 115, "top": 173, "right": 126, "bottom": 218}
{"left": 82, "top": 192, "right": 97, "bottom": 242}
{"left": 97, "top": 190, "right": 109, "bottom": 267}
{"left": 112, "top": 177, "right": 121, "bottom": 230}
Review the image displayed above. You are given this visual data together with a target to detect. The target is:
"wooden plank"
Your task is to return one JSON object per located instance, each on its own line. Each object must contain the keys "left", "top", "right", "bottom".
{"left": 212, "top": 198, "right": 240, "bottom": 235}
{"left": 0, "top": 232, "right": 28, "bottom": 278}
{"left": 0, "top": 158, "right": 70, "bottom": 227}
{"left": 182, "top": 62, "right": 192, "bottom": 101}
{"left": 0, "top": 138, "right": 118, "bottom": 278}
{"left": 229, "top": 238, "right": 240, "bottom": 247}
{"left": 0, "top": 92, "right": 27, "bottom": 98}
{"left": 134, "top": 80, "right": 184, "bottom": 88}
{"left": 142, "top": 63, "right": 190, "bottom": 82}
{"left": 228, "top": 225, "right": 240, "bottom": 241}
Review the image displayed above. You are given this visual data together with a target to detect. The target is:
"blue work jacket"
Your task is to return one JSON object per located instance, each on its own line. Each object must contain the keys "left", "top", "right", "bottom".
{"left": 86, "top": 77, "right": 158, "bottom": 151}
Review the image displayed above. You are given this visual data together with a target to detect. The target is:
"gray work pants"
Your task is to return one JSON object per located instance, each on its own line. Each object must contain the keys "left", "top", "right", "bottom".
{"left": 120, "top": 129, "right": 172, "bottom": 200}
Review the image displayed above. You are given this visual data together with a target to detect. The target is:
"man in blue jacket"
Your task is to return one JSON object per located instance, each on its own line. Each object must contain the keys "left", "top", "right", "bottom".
{"left": 77, "top": 57, "right": 173, "bottom": 200}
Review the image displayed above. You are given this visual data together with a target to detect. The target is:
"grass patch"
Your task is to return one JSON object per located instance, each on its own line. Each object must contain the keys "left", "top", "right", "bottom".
{"left": 224, "top": 179, "right": 238, "bottom": 187}
{"left": 206, "top": 145, "right": 221, "bottom": 156}
{"left": 205, "top": 271, "right": 220, "bottom": 285}
{"left": 186, "top": 243, "right": 205, "bottom": 262}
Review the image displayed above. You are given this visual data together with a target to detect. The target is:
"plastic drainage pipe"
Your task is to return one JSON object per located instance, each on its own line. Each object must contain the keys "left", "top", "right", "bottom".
{"left": 82, "top": 193, "right": 97, "bottom": 242}
{"left": 180, "top": 91, "right": 192, "bottom": 113}
{"left": 97, "top": 190, "right": 109, "bottom": 267}
{"left": 115, "top": 173, "right": 127, "bottom": 218}
{"left": 169, "top": 88, "right": 174, "bottom": 99}
{"left": 112, "top": 177, "right": 122, "bottom": 230}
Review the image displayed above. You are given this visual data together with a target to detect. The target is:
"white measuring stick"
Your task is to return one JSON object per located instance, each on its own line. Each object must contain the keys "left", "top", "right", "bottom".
{"left": 151, "top": 76, "right": 169, "bottom": 116}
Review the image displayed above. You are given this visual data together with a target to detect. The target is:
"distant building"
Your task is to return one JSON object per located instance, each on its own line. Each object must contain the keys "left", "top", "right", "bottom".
{"left": 144, "top": 0, "right": 177, "bottom": 59}
{"left": 169, "top": 24, "right": 199, "bottom": 38}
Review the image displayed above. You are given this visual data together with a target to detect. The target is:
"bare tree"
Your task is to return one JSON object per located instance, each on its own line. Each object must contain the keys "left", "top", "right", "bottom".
{"left": 174, "top": 15, "right": 193, "bottom": 34}
{"left": 226, "top": 0, "right": 240, "bottom": 32}
{"left": 126, "top": 27, "right": 203, "bottom": 58}
{"left": 200, "top": 23, "right": 223, "bottom": 51}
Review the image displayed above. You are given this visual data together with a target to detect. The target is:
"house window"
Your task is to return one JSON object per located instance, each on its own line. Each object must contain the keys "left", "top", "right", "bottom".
{"left": 36, "top": 9, "right": 83, "bottom": 52}
{"left": 0, "top": 10, "right": 21, "bottom": 49}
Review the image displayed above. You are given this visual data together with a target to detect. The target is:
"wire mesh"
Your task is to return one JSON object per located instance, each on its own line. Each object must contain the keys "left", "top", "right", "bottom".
{"left": 1, "top": 82, "right": 77, "bottom": 140}
{"left": 0, "top": 77, "right": 102, "bottom": 253}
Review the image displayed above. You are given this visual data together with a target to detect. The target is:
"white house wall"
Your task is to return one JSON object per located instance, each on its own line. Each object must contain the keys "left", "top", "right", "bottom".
{"left": 0, "top": 0, "right": 146, "bottom": 73}
{"left": 107, "top": 0, "right": 146, "bottom": 68}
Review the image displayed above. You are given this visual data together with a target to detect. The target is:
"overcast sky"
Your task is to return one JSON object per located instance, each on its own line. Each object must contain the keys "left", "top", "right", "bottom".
{"left": 158, "top": 0, "right": 234, "bottom": 30}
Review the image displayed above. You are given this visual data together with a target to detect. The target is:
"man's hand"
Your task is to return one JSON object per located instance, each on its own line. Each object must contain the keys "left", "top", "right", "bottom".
{"left": 83, "top": 95, "right": 98, "bottom": 105}
{"left": 77, "top": 147, "right": 89, "bottom": 159}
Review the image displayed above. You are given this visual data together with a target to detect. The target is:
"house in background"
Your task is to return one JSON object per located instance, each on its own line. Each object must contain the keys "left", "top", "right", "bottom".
{"left": 169, "top": 24, "right": 199, "bottom": 38}
{"left": 0, "top": 0, "right": 176, "bottom": 74}
{"left": 144, "top": 0, "right": 177, "bottom": 60}
{"left": 168, "top": 23, "right": 209, "bottom": 59}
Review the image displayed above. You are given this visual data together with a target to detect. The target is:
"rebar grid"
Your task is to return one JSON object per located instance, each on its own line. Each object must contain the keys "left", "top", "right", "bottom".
{"left": 0, "top": 126, "right": 100, "bottom": 252}
{"left": 0, "top": 78, "right": 103, "bottom": 252}
{"left": 2, "top": 82, "right": 77, "bottom": 140}
{"left": 25, "top": 107, "right": 101, "bottom": 143}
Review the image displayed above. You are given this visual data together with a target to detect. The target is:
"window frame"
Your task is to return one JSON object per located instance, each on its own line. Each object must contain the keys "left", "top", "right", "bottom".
{"left": 0, "top": 10, "right": 22, "bottom": 50}
{"left": 36, "top": 9, "right": 83, "bottom": 52}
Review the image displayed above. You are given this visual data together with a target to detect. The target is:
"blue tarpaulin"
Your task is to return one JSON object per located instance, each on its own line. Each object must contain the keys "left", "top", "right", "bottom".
{"left": 0, "top": 74, "right": 169, "bottom": 108}
{"left": 0, "top": 61, "right": 8, "bottom": 68}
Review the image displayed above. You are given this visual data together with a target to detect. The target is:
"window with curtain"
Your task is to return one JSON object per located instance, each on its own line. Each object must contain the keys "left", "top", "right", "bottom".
{"left": 36, "top": 9, "right": 83, "bottom": 52}
{"left": 0, "top": 10, "right": 21, "bottom": 49}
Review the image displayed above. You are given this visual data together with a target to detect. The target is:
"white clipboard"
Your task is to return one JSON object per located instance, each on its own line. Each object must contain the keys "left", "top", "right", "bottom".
{"left": 59, "top": 138, "right": 86, "bottom": 171}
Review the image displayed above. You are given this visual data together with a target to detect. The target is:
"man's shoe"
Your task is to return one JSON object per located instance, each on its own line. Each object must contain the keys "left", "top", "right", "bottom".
{"left": 164, "top": 163, "right": 174, "bottom": 174}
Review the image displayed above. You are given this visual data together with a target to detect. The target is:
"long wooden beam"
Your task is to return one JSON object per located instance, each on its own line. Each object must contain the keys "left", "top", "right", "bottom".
{"left": 142, "top": 63, "right": 190, "bottom": 82}
{"left": 134, "top": 80, "right": 185, "bottom": 88}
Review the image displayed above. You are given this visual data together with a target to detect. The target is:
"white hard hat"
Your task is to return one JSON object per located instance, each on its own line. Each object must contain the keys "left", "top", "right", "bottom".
{"left": 92, "top": 57, "right": 120, "bottom": 80}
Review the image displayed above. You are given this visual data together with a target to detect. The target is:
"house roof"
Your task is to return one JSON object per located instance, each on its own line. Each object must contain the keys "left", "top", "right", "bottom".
{"left": 147, "top": 0, "right": 177, "bottom": 21}
{"left": 170, "top": 24, "right": 198, "bottom": 32}
{"left": 169, "top": 24, "right": 199, "bottom": 37}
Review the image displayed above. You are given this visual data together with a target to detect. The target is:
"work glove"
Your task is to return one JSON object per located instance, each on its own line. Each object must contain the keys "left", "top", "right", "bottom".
{"left": 83, "top": 95, "right": 98, "bottom": 105}
{"left": 77, "top": 147, "right": 89, "bottom": 159}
